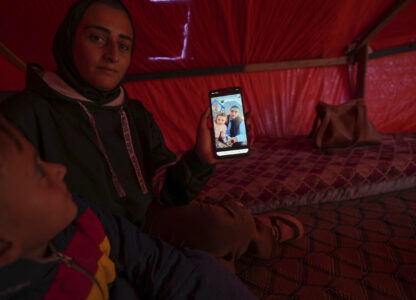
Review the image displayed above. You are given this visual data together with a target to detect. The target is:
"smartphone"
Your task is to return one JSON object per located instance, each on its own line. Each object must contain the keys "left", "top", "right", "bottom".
{"left": 209, "top": 86, "right": 250, "bottom": 159}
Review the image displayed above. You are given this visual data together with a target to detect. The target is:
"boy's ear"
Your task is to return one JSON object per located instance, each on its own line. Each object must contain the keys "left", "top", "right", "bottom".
{"left": 0, "top": 238, "right": 21, "bottom": 268}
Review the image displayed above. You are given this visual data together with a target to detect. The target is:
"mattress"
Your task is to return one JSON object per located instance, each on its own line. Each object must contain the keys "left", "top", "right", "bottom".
{"left": 196, "top": 134, "right": 416, "bottom": 214}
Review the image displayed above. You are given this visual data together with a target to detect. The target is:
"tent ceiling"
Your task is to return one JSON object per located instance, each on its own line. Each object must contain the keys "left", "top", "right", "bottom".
{"left": 0, "top": 0, "right": 415, "bottom": 78}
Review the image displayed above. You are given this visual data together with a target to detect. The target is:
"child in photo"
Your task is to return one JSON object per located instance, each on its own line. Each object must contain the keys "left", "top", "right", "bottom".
{"left": 0, "top": 116, "right": 257, "bottom": 299}
{"left": 214, "top": 113, "right": 228, "bottom": 140}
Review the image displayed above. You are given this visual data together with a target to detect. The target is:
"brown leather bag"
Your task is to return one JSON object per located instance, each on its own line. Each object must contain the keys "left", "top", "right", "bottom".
{"left": 308, "top": 98, "right": 381, "bottom": 154}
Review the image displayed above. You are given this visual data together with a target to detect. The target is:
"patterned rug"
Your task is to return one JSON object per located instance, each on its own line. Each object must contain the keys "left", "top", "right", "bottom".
{"left": 236, "top": 188, "right": 416, "bottom": 299}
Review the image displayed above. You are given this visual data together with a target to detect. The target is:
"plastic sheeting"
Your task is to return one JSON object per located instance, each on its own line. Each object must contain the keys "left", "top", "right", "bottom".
{"left": 123, "top": 51, "right": 416, "bottom": 153}
{"left": 1, "top": 0, "right": 414, "bottom": 77}
{"left": 371, "top": 0, "right": 416, "bottom": 50}
{"left": 123, "top": 66, "right": 349, "bottom": 153}
{"left": 367, "top": 51, "right": 416, "bottom": 133}
{"left": 122, "top": 0, "right": 400, "bottom": 74}
{"left": 1, "top": 0, "right": 415, "bottom": 153}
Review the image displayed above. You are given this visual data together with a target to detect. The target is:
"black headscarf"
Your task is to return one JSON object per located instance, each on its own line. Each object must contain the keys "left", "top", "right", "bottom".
{"left": 53, "top": 0, "right": 135, "bottom": 104}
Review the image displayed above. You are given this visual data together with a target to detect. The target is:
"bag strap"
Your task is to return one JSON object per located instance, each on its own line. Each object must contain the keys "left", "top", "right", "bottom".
{"left": 307, "top": 113, "right": 320, "bottom": 138}
{"left": 307, "top": 102, "right": 325, "bottom": 137}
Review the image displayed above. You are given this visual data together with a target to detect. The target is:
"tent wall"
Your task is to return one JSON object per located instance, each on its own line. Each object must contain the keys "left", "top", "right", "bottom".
{"left": 366, "top": 51, "right": 416, "bottom": 133}
{"left": 2, "top": 0, "right": 415, "bottom": 76}
{"left": 1, "top": 0, "right": 415, "bottom": 154}
{"left": 124, "top": 65, "right": 348, "bottom": 153}
{"left": 123, "top": 51, "right": 416, "bottom": 153}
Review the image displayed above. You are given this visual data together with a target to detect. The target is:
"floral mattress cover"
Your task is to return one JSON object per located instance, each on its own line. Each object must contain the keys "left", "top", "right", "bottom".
{"left": 196, "top": 134, "right": 416, "bottom": 214}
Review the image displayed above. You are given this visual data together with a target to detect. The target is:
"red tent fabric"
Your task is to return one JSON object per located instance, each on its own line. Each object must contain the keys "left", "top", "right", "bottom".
{"left": 1, "top": 0, "right": 415, "bottom": 152}
{"left": 123, "top": 52, "right": 416, "bottom": 153}
{"left": 371, "top": 0, "right": 416, "bottom": 50}
{"left": 2, "top": 0, "right": 415, "bottom": 73}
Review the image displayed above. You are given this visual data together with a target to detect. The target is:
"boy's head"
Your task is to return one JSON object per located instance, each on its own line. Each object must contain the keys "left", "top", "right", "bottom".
{"left": 215, "top": 113, "right": 227, "bottom": 126}
{"left": 0, "top": 116, "right": 77, "bottom": 268}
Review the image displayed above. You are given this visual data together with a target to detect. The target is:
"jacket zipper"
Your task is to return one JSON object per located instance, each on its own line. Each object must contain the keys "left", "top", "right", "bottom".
{"left": 49, "top": 244, "right": 106, "bottom": 300}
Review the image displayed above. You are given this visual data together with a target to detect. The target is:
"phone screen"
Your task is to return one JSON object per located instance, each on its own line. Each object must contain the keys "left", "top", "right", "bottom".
{"left": 209, "top": 87, "right": 250, "bottom": 159}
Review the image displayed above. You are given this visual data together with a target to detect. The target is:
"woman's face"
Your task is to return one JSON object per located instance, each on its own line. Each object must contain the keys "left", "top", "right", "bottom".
{"left": 73, "top": 3, "right": 133, "bottom": 91}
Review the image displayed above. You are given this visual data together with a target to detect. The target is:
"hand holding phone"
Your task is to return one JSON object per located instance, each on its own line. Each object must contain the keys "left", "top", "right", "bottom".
{"left": 195, "top": 107, "right": 219, "bottom": 165}
{"left": 209, "top": 87, "right": 250, "bottom": 159}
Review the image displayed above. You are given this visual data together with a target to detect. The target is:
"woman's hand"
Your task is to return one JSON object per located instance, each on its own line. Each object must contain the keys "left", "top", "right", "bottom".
{"left": 195, "top": 107, "right": 254, "bottom": 164}
{"left": 195, "top": 107, "right": 219, "bottom": 164}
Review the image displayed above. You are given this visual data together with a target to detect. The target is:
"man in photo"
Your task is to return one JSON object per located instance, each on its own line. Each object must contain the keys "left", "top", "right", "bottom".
{"left": 226, "top": 105, "right": 247, "bottom": 147}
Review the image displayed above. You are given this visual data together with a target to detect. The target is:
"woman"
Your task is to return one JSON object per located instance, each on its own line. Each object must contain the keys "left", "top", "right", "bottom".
{"left": 1, "top": 0, "right": 303, "bottom": 272}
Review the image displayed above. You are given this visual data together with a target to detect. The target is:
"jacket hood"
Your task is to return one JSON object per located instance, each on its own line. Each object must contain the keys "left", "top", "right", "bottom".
{"left": 24, "top": 63, "right": 126, "bottom": 107}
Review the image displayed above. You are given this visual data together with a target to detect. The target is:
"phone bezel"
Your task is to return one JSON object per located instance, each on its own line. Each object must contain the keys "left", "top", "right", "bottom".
{"left": 208, "top": 86, "right": 250, "bottom": 159}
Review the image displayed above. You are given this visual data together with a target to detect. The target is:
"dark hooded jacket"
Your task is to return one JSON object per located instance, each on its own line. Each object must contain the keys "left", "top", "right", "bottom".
{"left": 0, "top": 65, "right": 215, "bottom": 226}
{"left": 0, "top": 195, "right": 256, "bottom": 300}
{"left": 227, "top": 115, "right": 243, "bottom": 138}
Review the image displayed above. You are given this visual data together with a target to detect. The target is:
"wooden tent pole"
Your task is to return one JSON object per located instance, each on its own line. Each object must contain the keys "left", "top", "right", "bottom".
{"left": 354, "top": 45, "right": 368, "bottom": 99}
{"left": 347, "top": 0, "right": 411, "bottom": 56}
{"left": 347, "top": 0, "right": 410, "bottom": 99}
{"left": 243, "top": 56, "right": 349, "bottom": 72}
{"left": 0, "top": 41, "right": 26, "bottom": 73}
{"left": 125, "top": 56, "right": 349, "bottom": 82}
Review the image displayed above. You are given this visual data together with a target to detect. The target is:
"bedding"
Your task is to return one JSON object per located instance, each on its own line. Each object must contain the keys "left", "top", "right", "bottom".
{"left": 196, "top": 134, "right": 416, "bottom": 214}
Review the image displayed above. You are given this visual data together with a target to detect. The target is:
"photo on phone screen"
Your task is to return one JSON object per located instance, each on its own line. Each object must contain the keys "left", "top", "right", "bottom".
{"left": 209, "top": 87, "right": 250, "bottom": 159}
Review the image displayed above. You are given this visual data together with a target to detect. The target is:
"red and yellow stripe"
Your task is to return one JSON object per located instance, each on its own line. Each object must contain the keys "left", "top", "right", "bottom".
{"left": 44, "top": 208, "right": 116, "bottom": 300}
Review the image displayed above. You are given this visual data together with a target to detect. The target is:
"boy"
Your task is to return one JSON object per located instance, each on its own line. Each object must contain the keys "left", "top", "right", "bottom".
{"left": 0, "top": 116, "right": 257, "bottom": 299}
